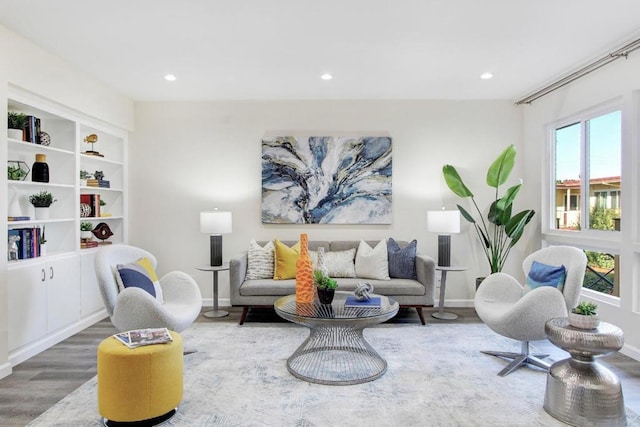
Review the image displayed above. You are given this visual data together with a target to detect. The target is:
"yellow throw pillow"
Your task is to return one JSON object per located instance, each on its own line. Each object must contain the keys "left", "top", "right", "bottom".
{"left": 273, "top": 240, "right": 301, "bottom": 280}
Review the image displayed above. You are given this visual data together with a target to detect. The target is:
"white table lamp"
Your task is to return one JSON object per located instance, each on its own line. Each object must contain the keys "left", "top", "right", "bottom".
{"left": 200, "top": 209, "right": 232, "bottom": 266}
{"left": 427, "top": 210, "right": 460, "bottom": 267}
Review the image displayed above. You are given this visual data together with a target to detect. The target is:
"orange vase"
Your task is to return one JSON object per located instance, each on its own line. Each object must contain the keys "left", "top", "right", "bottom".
{"left": 295, "top": 233, "right": 314, "bottom": 304}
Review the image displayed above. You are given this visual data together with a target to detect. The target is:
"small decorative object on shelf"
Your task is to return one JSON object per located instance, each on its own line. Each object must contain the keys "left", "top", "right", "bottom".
{"left": 39, "top": 225, "right": 47, "bottom": 256}
{"left": 79, "top": 170, "right": 91, "bottom": 186}
{"left": 29, "top": 190, "right": 56, "bottom": 220}
{"left": 92, "top": 222, "right": 114, "bottom": 244}
{"left": 7, "top": 160, "right": 29, "bottom": 181}
{"left": 39, "top": 131, "right": 51, "bottom": 146}
{"left": 87, "top": 170, "right": 110, "bottom": 188}
{"left": 8, "top": 234, "right": 20, "bottom": 261}
{"left": 82, "top": 133, "right": 104, "bottom": 157}
{"left": 354, "top": 282, "right": 374, "bottom": 301}
{"left": 569, "top": 301, "right": 600, "bottom": 329}
{"left": 32, "top": 153, "right": 49, "bottom": 183}
{"left": 7, "top": 111, "right": 28, "bottom": 140}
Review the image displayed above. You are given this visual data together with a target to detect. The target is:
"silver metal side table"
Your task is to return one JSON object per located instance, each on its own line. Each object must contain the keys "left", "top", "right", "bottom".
{"left": 196, "top": 263, "right": 230, "bottom": 318}
{"left": 432, "top": 265, "right": 467, "bottom": 320}
{"left": 544, "top": 317, "right": 625, "bottom": 426}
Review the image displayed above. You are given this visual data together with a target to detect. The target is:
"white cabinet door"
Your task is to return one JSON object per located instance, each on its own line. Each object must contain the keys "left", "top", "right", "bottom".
{"left": 8, "top": 263, "right": 48, "bottom": 351}
{"left": 8, "top": 255, "right": 80, "bottom": 351}
{"left": 46, "top": 255, "right": 81, "bottom": 333}
{"left": 80, "top": 251, "right": 104, "bottom": 316}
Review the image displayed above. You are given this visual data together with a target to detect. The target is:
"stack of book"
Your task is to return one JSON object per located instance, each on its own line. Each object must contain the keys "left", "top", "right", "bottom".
{"left": 8, "top": 227, "right": 42, "bottom": 259}
{"left": 81, "top": 240, "right": 98, "bottom": 249}
{"left": 86, "top": 179, "right": 110, "bottom": 188}
{"left": 113, "top": 328, "right": 173, "bottom": 349}
{"left": 344, "top": 296, "right": 382, "bottom": 308}
{"left": 8, "top": 216, "right": 31, "bottom": 221}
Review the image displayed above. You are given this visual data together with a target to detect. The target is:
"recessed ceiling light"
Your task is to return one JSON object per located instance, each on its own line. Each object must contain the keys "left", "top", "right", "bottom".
{"left": 164, "top": 74, "right": 177, "bottom": 82}
{"left": 320, "top": 73, "right": 333, "bottom": 80}
{"left": 480, "top": 72, "right": 493, "bottom": 80}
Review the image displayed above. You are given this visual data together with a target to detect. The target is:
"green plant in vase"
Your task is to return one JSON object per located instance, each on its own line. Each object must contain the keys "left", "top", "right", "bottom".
{"left": 8, "top": 164, "right": 28, "bottom": 180}
{"left": 442, "top": 144, "right": 535, "bottom": 275}
{"left": 29, "top": 191, "right": 56, "bottom": 207}
{"left": 7, "top": 112, "right": 28, "bottom": 130}
{"left": 313, "top": 270, "right": 338, "bottom": 304}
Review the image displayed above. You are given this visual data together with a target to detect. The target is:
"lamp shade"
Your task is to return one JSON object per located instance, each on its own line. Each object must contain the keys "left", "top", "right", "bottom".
{"left": 200, "top": 210, "right": 232, "bottom": 235}
{"left": 427, "top": 210, "right": 460, "bottom": 235}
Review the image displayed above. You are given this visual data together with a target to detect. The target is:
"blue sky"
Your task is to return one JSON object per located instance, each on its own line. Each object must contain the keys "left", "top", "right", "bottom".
{"left": 555, "top": 110, "right": 621, "bottom": 181}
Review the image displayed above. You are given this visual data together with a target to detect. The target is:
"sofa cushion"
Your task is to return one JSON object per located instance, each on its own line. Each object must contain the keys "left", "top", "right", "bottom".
{"left": 273, "top": 239, "right": 300, "bottom": 280}
{"left": 310, "top": 249, "right": 357, "bottom": 278}
{"left": 355, "top": 240, "right": 390, "bottom": 280}
{"left": 524, "top": 260, "right": 566, "bottom": 293}
{"left": 246, "top": 240, "right": 275, "bottom": 280}
{"left": 116, "top": 257, "right": 163, "bottom": 302}
{"left": 387, "top": 238, "right": 417, "bottom": 279}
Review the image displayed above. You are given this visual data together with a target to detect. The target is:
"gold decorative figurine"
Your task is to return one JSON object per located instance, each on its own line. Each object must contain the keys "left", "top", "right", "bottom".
{"left": 83, "top": 133, "right": 103, "bottom": 157}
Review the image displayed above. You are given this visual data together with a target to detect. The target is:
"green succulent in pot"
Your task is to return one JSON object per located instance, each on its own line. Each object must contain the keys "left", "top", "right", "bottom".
{"left": 8, "top": 111, "right": 28, "bottom": 130}
{"left": 29, "top": 190, "right": 56, "bottom": 208}
{"left": 442, "top": 144, "right": 535, "bottom": 275}
{"left": 313, "top": 270, "right": 338, "bottom": 290}
{"left": 572, "top": 301, "right": 598, "bottom": 316}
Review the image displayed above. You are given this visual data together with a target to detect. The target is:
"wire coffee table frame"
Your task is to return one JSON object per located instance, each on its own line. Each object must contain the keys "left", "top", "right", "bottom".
{"left": 274, "top": 291, "right": 399, "bottom": 385}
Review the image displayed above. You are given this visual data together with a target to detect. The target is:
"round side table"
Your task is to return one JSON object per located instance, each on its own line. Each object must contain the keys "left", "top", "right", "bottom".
{"left": 432, "top": 266, "right": 467, "bottom": 320}
{"left": 196, "top": 264, "right": 230, "bottom": 318}
{"left": 544, "top": 317, "right": 625, "bottom": 426}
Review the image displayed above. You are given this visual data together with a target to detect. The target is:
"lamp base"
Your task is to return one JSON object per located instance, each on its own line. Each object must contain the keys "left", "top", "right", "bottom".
{"left": 437, "top": 235, "right": 451, "bottom": 267}
{"left": 210, "top": 235, "right": 223, "bottom": 266}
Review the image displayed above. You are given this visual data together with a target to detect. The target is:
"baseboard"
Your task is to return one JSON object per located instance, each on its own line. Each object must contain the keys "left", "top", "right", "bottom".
{"left": 204, "top": 297, "right": 231, "bottom": 308}
{"left": 9, "top": 309, "right": 107, "bottom": 367}
{"left": 621, "top": 342, "right": 640, "bottom": 362}
{"left": 436, "top": 299, "right": 475, "bottom": 308}
{"left": 0, "top": 361, "right": 12, "bottom": 380}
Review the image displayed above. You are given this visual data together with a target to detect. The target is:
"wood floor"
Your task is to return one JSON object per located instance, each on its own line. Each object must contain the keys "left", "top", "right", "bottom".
{"left": 1, "top": 306, "right": 640, "bottom": 426}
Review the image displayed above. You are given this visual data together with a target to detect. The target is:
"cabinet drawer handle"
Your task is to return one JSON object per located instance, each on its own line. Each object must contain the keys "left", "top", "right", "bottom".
{"left": 41, "top": 268, "right": 46, "bottom": 282}
{"left": 49, "top": 266, "right": 54, "bottom": 280}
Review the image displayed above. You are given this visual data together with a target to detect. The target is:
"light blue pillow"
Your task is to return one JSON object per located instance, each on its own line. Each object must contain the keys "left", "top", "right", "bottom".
{"left": 524, "top": 260, "right": 566, "bottom": 293}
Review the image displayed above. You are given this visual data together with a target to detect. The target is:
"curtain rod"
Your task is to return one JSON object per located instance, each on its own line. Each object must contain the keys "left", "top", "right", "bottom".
{"left": 515, "top": 37, "right": 640, "bottom": 106}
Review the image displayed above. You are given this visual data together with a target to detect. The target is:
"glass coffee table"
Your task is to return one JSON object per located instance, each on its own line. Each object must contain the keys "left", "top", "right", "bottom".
{"left": 274, "top": 291, "right": 399, "bottom": 385}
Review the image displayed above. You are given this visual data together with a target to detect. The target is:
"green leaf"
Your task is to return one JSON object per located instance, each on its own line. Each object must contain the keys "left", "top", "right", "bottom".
{"left": 486, "top": 145, "right": 516, "bottom": 188}
{"left": 496, "top": 184, "right": 521, "bottom": 212}
{"left": 456, "top": 204, "right": 476, "bottom": 223}
{"left": 443, "top": 165, "right": 473, "bottom": 198}
{"left": 505, "top": 210, "right": 535, "bottom": 245}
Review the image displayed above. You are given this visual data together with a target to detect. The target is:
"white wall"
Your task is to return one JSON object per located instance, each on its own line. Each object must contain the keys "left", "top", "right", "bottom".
{"left": 522, "top": 53, "right": 640, "bottom": 358}
{"left": 131, "top": 100, "right": 528, "bottom": 307}
{"left": 0, "top": 25, "right": 134, "bottom": 378}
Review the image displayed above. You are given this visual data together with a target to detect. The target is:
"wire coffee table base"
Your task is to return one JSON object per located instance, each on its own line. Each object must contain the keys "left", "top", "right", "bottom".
{"left": 287, "top": 325, "right": 387, "bottom": 385}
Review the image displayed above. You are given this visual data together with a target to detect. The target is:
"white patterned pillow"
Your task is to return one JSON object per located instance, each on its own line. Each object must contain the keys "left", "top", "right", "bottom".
{"left": 246, "top": 240, "right": 275, "bottom": 280}
{"left": 355, "top": 240, "right": 390, "bottom": 280}
{"left": 310, "top": 249, "right": 356, "bottom": 278}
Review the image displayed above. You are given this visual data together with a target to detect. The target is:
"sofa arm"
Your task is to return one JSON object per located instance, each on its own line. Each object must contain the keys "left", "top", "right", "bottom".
{"left": 229, "top": 251, "right": 248, "bottom": 304}
{"left": 415, "top": 254, "right": 436, "bottom": 298}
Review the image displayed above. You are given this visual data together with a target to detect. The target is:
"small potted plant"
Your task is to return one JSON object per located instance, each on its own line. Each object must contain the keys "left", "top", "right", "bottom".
{"left": 39, "top": 225, "right": 47, "bottom": 256}
{"left": 79, "top": 170, "right": 91, "bottom": 186}
{"left": 313, "top": 270, "right": 338, "bottom": 304}
{"left": 569, "top": 301, "right": 599, "bottom": 329}
{"left": 80, "top": 221, "right": 94, "bottom": 240}
{"left": 29, "top": 190, "right": 56, "bottom": 220}
{"left": 7, "top": 161, "right": 29, "bottom": 181}
{"left": 7, "top": 112, "right": 28, "bottom": 140}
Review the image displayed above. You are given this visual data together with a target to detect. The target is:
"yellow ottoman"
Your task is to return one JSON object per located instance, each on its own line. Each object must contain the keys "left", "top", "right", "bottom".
{"left": 97, "top": 331, "right": 183, "bottom": 424}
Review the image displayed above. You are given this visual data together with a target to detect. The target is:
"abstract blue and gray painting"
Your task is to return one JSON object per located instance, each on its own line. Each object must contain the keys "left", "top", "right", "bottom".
{"left": 262, "top": 136, "right": 392, "bottom": 224}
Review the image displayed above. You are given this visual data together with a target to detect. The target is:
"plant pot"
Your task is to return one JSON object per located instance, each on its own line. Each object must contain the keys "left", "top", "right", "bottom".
{"left": 34, "top": 207, "right": 50, "bottom": 220}
{"left": 568, "top": 312, "right": 600, "bottom": 330}
{"left": 8, "top": 128, "right": 23, "bottom": 140}
{"left": 81, "top": 230, "right": 93, "bottom": 240}
{"left": 317, "top": 288, "right": 335, "bottom": 304}
{"left": 40, "top": 244, "right": 47, "bottom": 257}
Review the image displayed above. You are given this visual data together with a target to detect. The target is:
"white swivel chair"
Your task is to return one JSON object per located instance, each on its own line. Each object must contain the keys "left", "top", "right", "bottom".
{"left": 474, "top": 246, "right": 587, "bottom": 376}
{"left": 95, "top": 244, "right": 202, "bottom": 333}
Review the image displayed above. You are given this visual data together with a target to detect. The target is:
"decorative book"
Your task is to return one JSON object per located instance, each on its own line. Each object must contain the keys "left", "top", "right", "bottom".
{"left": 344, "top": 296, "right": 381, "bottom": 308}
{"left": 113, "top": 327, "right": 173, "bottom": 348}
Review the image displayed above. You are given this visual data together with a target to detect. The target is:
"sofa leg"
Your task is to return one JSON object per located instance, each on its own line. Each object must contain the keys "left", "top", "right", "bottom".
{"left": 415, "top": 307, "right": 426, "bottom": 325}
{"left": 239, "top": 307, "right": 249, "bottom": 325}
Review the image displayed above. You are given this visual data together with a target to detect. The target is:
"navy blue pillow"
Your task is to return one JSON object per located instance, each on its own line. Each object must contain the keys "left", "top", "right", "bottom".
{"left": 387, "top": 238, "right": 417, "bottom": 279}
{"left": 524, "top": 260, "right": 566, "bottom": 293}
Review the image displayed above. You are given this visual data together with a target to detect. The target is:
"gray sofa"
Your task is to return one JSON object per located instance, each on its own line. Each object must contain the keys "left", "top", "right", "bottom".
{"left": 229, "top": 240, "right": 436, "bottom": 325}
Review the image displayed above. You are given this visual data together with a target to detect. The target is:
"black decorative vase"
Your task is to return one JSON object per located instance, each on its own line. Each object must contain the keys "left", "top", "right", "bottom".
{"left": 32, "top": 153, "right": 49, "bottom": 183}
{"left": 317, "top": 288, "right": 335, "bottom": 304}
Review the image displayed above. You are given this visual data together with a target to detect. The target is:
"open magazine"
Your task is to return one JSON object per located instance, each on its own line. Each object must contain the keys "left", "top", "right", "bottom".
{"left": 113, "top": 327, "right": 173, "bottom": 348}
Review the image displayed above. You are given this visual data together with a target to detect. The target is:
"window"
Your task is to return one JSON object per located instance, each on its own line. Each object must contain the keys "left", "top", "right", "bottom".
{"left": 553, "top": 110, "right": 621, "bottom": 232}
{"left": 551, "top": 108, "right": 622, "bottom": 296}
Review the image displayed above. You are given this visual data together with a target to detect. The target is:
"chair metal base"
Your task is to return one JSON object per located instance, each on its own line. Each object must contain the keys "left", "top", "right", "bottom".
{"left": 481, "top": 341, "right": 551, "bottom": 376}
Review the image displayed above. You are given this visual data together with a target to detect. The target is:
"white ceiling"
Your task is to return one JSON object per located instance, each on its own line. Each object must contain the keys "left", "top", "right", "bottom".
{"left": 1, "top": 1, "right": 640, "bottom": 102}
